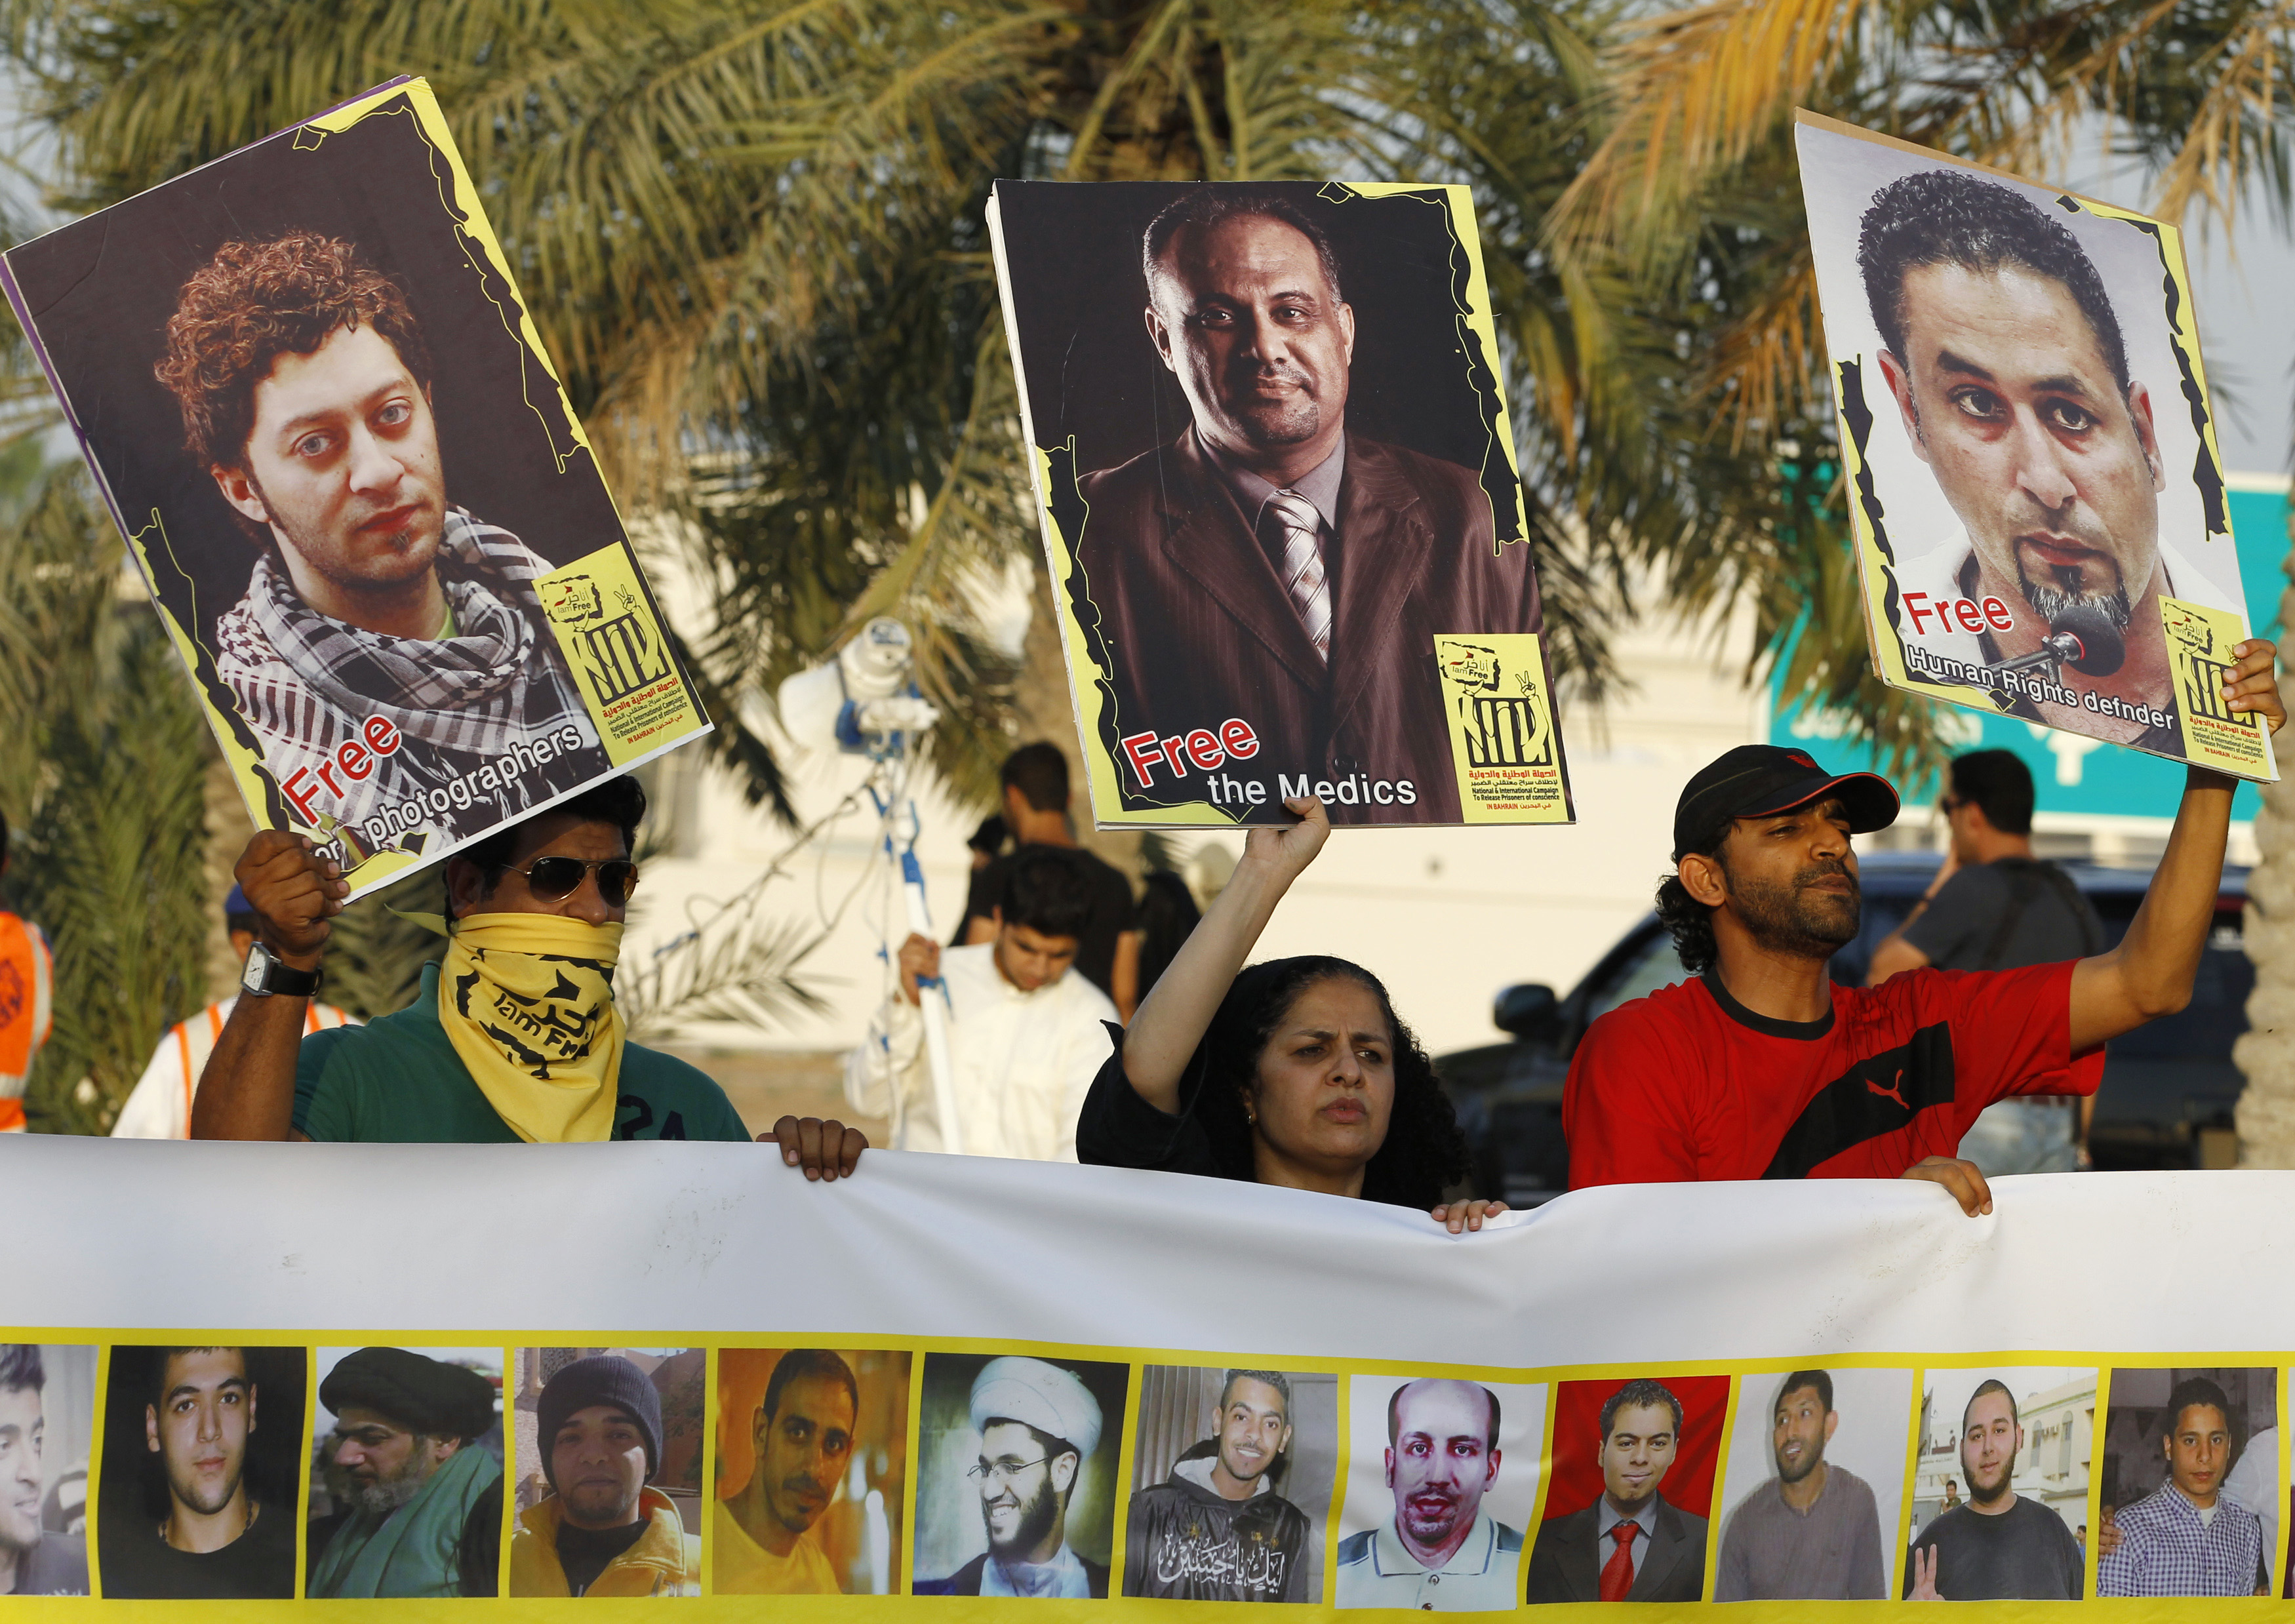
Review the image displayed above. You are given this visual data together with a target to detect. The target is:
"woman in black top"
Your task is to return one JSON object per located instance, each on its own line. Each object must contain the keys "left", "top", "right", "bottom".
{"left": 1077, "top": 797, "right": 1504, "bottom": 1230}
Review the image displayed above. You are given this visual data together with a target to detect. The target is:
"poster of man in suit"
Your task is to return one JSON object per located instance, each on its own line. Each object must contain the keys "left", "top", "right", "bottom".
{"left": 988, "top": 180, "right": 1573, "bottom": 829}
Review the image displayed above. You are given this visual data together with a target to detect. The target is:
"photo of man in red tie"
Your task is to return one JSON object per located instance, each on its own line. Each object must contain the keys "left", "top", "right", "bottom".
{"left": 1525, "top": 1380, "right": 1711, "bottom": 1604}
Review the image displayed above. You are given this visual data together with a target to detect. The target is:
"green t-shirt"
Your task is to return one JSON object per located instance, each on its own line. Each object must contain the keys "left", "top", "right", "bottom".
{"left": 293, "top": 962, "right": 749, "bottom": 1143}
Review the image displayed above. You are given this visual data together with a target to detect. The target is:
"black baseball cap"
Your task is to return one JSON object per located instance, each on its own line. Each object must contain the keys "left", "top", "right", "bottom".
{"left": 1673, "top": 745, "right": 1899, "bottom": 860}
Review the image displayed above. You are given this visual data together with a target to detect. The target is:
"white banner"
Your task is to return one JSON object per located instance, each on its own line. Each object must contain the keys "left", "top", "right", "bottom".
{"left": 7, "top": 1138, "right": 2291, "bottom": 1613}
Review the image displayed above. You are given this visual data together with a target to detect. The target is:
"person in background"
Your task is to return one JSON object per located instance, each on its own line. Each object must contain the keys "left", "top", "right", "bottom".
{"left": 1867, "top": 749, "right": 2105, "bottom": 1173}
{"left": 847, "top": 849, "right": 1115, "bottom": 1160}
{"left": 0, "top": 812, "right": 53, "bottom": 1133}
{"left": 1134, "top": 870, "right": 1203, "bottom": 1004}
{"left": 951, "top": 816, "right": 1008, "bottom": 945}
{"left": 509, "top": 1356, "right": 698, "bottom": 1598}
{"left": 1077, "top": 796, "right": 1500, "bottom": 1231}
{"left": 961, "top": 744, "right": 1143, "bottom": 1018}
{"left": 113, "top": 884, "right": 358, "bottom": 1139}
{"left": 2221, "top": 1422, "right": 2279, "bottom": 1592}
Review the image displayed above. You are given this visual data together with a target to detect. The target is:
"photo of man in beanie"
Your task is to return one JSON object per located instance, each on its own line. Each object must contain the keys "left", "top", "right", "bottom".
{"left": 509, "top": 1355, "right": 699, "bottom": 1598}
{"left": 307, "top": 1348, "right": 504, "bottom": 1598}
{"left": 916, "top": 1355, "right": 1111, "bottom": 1598}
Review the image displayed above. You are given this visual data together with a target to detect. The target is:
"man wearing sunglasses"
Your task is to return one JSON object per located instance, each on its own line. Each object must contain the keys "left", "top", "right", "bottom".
{"left": 190, "top": 775, "right": 864, "bottom": 1174}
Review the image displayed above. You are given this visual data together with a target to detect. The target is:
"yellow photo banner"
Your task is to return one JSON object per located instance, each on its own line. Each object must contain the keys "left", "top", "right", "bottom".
{"left": 7, "top": 1138, "right": 2295, "bottom": 1615}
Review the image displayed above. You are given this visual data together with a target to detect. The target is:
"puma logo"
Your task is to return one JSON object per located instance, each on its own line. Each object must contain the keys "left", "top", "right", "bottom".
{"left": 1867, "top": 1070, "right": 1909, "bottom": 1110}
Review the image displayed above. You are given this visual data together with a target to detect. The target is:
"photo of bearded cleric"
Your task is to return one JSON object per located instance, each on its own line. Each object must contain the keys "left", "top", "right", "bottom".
{"left": 1334, "top": 1375, "right": 1546, "bottom": 1611}
{"left": 0, "top": 79, "right": 708, "bottom": 898}
{"left": 1796, "top": 115, "right": 2265, "bottom": 777}
{"left": 912, "top": 1353, "right": 1128, "bottom": 1598}
{"left": 1525, "top": 1375, "right": 1728, "bottom": 1605}
{"left": 713, "top": 1349, "right": 911, "bottom": 1595}
{"left": 989, "top": 180, "right": 1569, "bottom": 828}
{"left": 1124, "top": 1364, "right": 1338, "bottom": 1603}
{"left": 94, "top": 1345, "right": 307, "bottom": 1599}
{"left": 306, "top": 1347, "right": 505, "bottom": 1599}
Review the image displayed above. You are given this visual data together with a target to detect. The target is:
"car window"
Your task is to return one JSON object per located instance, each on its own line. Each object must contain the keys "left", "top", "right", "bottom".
{"left": 1583, "top": 928, "right": 1690, "bottom": 1025}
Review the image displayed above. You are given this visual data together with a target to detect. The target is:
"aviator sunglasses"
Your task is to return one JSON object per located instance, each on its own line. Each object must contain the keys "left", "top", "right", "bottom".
{"left": 491, "top": 855, "right": 640, "bottom": 903}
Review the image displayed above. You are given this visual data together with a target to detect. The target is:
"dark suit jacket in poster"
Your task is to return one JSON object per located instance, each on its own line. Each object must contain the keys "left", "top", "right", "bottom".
{"left": 1071, "top": 429, "right": 1543, "bottom": 823}
{"left": 1523, "top": 1495, "right": 1709, "bottom": 1604}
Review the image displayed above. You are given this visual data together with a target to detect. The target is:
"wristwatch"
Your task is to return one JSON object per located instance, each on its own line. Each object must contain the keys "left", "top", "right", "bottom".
{"left": 241, "top": 941, "right": 322, "bottom": 999}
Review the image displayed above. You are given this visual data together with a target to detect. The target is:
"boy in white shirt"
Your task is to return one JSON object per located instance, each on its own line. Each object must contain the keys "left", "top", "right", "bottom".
{"left": 847, "top": 848, "right": 1117, "bottom": 1160}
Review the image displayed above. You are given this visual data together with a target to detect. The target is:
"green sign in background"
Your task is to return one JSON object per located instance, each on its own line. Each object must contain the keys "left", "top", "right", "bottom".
{"left": 1770, "top": 486, "right": 2290, "bottom": 820}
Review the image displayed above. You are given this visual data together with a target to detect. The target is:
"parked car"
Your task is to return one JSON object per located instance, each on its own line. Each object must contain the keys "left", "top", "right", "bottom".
{"left": 1434, "top": 850, "right": 2254, "bottom": 1206}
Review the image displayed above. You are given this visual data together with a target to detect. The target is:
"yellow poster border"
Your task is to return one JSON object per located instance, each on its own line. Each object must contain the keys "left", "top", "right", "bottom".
{"left": 993, "top": 182, "right": 1539, "bottom": 832}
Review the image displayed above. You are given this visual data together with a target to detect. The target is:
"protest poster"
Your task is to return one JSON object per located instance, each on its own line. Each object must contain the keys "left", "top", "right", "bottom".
{"left": 1795, "top": 111, "right": 2277, "bottom": 784}
{"left": 0, "top": 77, "right": 711, "bottom": 901}
{"left": 987, "top": 180, "right": 1574, "bottom": 829}
{"left": 11, "top": 1134, "right": 2295, "bottom": 1612}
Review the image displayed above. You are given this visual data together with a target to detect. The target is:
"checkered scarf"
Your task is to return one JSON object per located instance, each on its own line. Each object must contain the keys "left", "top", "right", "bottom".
{"left": 244, "top": 507, "right": 593, "bottom": 759}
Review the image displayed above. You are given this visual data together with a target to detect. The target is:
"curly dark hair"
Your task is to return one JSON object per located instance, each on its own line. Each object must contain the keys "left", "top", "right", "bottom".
{"left": 1654, "top": 813, "right": 1732, "bottom": 974}
{"left": 155, "top": 229, "right": 435, "bottom": 472}
{"left": 1858, "top": 170, "right": 2128, "bottom": 398}
{"left": 1186, "top": 956, "right": 1469, "bottom": 1209}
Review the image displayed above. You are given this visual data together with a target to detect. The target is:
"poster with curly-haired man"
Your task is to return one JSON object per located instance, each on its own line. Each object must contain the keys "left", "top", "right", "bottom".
{"left": 0, "top": 77, "right": 709, "bottom": 898}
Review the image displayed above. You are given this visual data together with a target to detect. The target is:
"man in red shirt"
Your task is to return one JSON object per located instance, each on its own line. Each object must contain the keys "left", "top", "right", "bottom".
{"left": 1565, "top": 639, "right": 2282, "bottom": 1211}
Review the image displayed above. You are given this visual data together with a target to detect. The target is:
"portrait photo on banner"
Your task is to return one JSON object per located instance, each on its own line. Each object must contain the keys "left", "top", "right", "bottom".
{"left": 1, "top": 1343, "right": 94, "bottom": 1597}
{"left": 1711, "top": 1366, "right": 1913, "bottom": 1602}
{"left": 1123, "top": 1363, "right": 1339, "bottom": 1604}
{"left": 988, "top": 178, "right": 1574, "bottom": 831}
{"left": 2096, "top": 1365, "right": 2278, "bottom": 1598}
{"left": 94, "top": 1344, "right": 307, "bottom": 1600}
{"left": 306, "top": 1346, "right": 505, "bottom": 1600}
{"left": 0, "top": 77, "right": 709, "bottom": 900}
{"left": 1795, "top": 112, "right": 2276, "bottom": 784}
{"left": 1334, "top": 1373, "right": 1546, "bottom": 1611}
{"left": 1524, "top": 1374, "right": 1725, "bottom": 1606}
{"left": 711, "top": 1347, "right": 911, "bottom": 1596}
{"left": 1905, "top": 1364, "right": 2093, "bottom": 1602}
{"left": 910, "top": 1351, "right": 1128, "bottom": 1599}
{"left": 506, "top": 1346, "right": 703, "bottom": 1598}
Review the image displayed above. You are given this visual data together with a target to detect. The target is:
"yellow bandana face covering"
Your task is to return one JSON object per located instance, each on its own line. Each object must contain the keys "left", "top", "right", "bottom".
{"left": 438, "top": 914, "right": 626, "bottom": 1143}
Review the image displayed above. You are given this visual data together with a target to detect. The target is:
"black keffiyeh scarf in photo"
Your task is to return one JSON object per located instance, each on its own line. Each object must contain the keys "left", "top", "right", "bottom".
{"left": 246, "top": 507, "right": 593, "bottom": 760}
